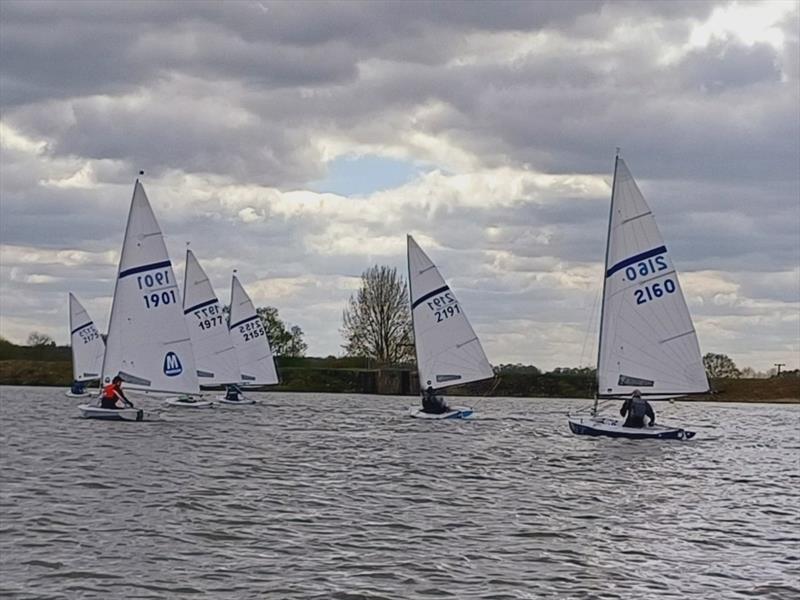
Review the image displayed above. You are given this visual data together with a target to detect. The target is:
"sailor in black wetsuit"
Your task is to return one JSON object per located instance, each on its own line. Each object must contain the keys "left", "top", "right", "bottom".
{"left": 225, "top": 384, "right": 243, "bottom": 401}
{"left": 70, "top": 380, "right": 86, "bottom": 395}
{"left": 422, "top": 385, "right": 451, "bottom": 414}
{"left": 620, "top": 389, "right": 655, "bottom": 428}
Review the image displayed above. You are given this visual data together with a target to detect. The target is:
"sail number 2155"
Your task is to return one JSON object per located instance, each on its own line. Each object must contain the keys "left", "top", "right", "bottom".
{"left": 426, "top": 292, "right": 461, "bottom": 322}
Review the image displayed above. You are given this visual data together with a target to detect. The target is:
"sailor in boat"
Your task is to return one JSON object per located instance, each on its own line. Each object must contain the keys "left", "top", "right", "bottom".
{"left": 101, "top": 375, "right": 133, "bottom": 410}
{"left": 70, "top": 380, "right": 86, "bottom": 395}
{"left": 619, "top": 389, "right": 655, "bottom": 428}
{"left": 224, "top": 384, "right": 243, "bottom": 402}
{"left": 422, "top": 385, "right": 451, "bottom": 414}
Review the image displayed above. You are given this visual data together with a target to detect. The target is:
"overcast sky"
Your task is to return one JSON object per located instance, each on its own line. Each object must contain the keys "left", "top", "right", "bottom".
{"left": 1, "top": 0, "right": 798, "bottom": 372}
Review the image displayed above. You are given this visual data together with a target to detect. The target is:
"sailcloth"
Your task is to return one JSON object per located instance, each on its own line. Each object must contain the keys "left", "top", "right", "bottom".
{"left": 407, "top": 235, "right": 493, "bottom": 391}
{"left": 597, "top": 157, "right": 708, "bottom": 397}
{"left": 228, "top": 275, "right": 279, "bottom": 385}
{"left": 68, "top": 293, "right": 105, "bottom": 382}
{"left": 101, "top": 180, "right": 199, "bottom": 395}
{"left": 182, "top": 249, "right": 241, "bottom": 385}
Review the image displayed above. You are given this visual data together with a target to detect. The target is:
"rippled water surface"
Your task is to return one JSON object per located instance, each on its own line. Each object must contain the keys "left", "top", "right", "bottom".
{"left": 1, "top": 386, "right": 798, "bottom": 599}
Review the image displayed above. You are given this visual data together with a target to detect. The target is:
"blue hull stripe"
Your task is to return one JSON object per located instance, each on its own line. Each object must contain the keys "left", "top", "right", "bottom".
{"left": 71, "top": 322, "right": 94, "bottom": 335}
{"left": 230, "top": 314, "right": 260, "bottom": 329}
{"left": 412, "top": 285, "right": 450, "bottom": 309}
{"left": 606, "top": 246, "right": 667, "bottom": 278}
{"left": 119, "top": 260, "right": 172, "bottom": 279}
{"left": 184, "top": 298, "right": 218, "bottom": 315}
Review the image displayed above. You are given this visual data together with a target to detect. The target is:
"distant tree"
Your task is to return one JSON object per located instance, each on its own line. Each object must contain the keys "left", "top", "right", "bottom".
{"left": 255, "top": 307, "right": 307, "bottom": 358}
{"left": 551, "top": 366, "right": 596, "bottom": 377}
{"left": 27, "top": 332, "right": 55, "bottom": 347}
{"left": 494, "top": 363, "right": 542, "bottom": 375}
{"left": 703, "top": 353, "right": 741, "bottom": 378}
{"left": 740, "top": 366, "right": 757, "bottom": 379}
{"left": 341, "top": 265, "right": 413, "bottom": 364}
{"left": 223, "top": 305, "right": 306, "bottom": 357}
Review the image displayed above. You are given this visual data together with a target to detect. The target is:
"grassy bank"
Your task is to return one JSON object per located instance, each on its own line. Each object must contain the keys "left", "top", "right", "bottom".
{"left": 0, "top": 339, "right": 796, "bottom": 401}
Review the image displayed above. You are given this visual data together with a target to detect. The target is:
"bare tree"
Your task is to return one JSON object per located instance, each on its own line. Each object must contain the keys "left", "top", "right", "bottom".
{"left": 341, "top": 265, "right": 413, "bottom": 364}
{"left": 27, "top": 332, "right": 55, "bottom": 347}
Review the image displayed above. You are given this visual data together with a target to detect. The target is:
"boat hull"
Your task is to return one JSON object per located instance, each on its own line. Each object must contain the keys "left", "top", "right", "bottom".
{"left": 408, "top": 406, "right": 473, "bottom": 420}
{"left": 164, "top": 397, "right": 214, "bottom": 409}
{"left": 65, "top": 390, "right": 92, "bottom": 398}
{"left": 215, "top": 396, "right": 256, "bottom": 405}
{"left": 568, "top": 416, "right": 695, "bottom": 440}
{"left": 78, "top": 404, "right": 145, "bottom": 421}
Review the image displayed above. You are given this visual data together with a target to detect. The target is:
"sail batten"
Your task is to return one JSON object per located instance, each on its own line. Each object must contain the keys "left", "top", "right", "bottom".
{"left": 101, "top": 181, "right": 200, "bottom": 395}
{"left": 407, "top": 235, "right": 493, "bottom": 392}
{"left": 68, "top": 294, "right": 105, "bottom": 383}
{"left": 596, "top": 158, "right": 709, "bottom": 397}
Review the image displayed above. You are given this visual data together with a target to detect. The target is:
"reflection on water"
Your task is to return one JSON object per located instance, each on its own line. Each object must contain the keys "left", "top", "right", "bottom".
{"left": 1, "top": 387, "right": 798, "bottom": 599}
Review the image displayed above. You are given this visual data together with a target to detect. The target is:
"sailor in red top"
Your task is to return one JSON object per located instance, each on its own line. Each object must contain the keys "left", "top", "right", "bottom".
{"left": 101, "top": 375, "right": 132, "bottom": 409}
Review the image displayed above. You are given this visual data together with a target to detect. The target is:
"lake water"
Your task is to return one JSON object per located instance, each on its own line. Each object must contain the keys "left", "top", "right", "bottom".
{"left": 1, "top": 386, "right": 798, "bottom": 599}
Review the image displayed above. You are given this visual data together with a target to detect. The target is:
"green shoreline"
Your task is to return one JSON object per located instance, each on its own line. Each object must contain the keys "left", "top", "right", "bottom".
{"left": 1, "top": 355, "right": 797, "bottom": 403}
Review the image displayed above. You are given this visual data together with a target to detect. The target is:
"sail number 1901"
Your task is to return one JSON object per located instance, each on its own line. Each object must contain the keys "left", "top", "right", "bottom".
{"left": 137, "top": 269, "right": 177, "bottom": 309}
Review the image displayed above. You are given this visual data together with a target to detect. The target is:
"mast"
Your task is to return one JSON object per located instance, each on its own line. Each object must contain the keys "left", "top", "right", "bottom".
{"left": 593, "top": 149, "right": 619, "bottom": 416}
{"left": 406, "top": 235, "right": 422, "bottom": 395}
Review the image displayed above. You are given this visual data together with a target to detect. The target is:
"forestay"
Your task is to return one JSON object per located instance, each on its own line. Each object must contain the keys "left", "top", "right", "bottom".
{"left": 68, "top": 293, "right": 105, "bottom": 382}
{"left": 101, "top": 180, "right": 200, "bottom": 395}
{"left": 183, "top": 249, "right": 241, "bottom": 386}
{"left": 228, "top": 275, "right": 279, "bottom": 385}
{"left": 597, "top": 158, "right": 708, "bottom": 397}
{"left": 407, "top": 235, "right": 493, "bottom": 391}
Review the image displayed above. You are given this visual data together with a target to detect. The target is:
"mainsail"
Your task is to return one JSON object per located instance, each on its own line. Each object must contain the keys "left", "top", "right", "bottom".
{"left": 68, "top": 293, "right": 105, "bottom": 382}
{"left": 182, "top": 249, "right": 241, "bottom": 386}
{"left": 228, "top": 274, "right": 279, "bottom": 385}
{"left": 101, "top": 180, "right": 200, "bottom": 395}
{"left": 596, "top": 157, "right": 709, "bottom": 397}
{"left": 407, "top": 235, "right": 493, "bottom": 391}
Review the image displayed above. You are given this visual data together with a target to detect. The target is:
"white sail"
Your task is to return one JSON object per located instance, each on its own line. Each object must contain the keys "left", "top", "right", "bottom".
{"left": 228, "top": 274, "right": 279, "bottom": 385}
{"left": 597, "top": 157, "right": 709, "bottom": 397}
{"left": 68, "top": 293, "right": 105, "bottom": 382}
{"left": 182, "top": 249, "right": 241, "bottom": 386}
{"left": 407, "top": 235, "right": 494, "bottom": 391}
{"left": 101, "top": 180, "right": 200, "bottom": 395}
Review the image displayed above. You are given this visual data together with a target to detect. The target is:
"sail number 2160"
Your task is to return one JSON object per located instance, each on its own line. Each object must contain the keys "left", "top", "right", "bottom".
{"left": 635, "top": 279, "right": 676, "bottom": 305}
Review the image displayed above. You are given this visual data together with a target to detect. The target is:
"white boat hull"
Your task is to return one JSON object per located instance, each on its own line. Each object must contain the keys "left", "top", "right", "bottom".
{"left": 78, "top": 404, "right": 145, "bottom": 421}
{"left": 215, "top": 395, "right": 256, "bottom": 405}
{"left": 65, "top": 390, "right": 92, "bottom": 398}
{"left": 568, "top": 416, "right": 695, "bottom": 440}
{"left": 164, "top": 397, "right": 215, "bottom": 409}
{"left": 408, "top": 406, "right": 473, "bottom": 420}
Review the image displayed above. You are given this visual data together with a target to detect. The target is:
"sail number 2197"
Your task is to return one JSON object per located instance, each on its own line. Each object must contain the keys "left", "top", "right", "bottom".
{"left": 427, "top": 292, "right": 461, "bottom": 322}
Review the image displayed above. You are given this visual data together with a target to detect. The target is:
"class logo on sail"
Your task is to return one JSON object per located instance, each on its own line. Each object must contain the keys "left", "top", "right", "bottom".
{"left": 163, "top": 352, "right": 183, "bottom": 376}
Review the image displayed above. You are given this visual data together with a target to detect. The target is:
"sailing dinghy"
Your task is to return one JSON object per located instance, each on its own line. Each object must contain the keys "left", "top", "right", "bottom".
{"left": 407, "top": 235, "right": 494, "bottom": 419}
{"left": 79, "top": 179, "right": 200, "bottom": 420}
{"left": 567, "top": 154, "right": 707, "bottom": 440}
{"left": 66, "top": 293, "right": 105, "bottom": 397}
{"left": 164, "top": 249, "right": 243, "bottom": 409}
{"left": 222, "top": 273, "right": 279, "bottom": 403}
